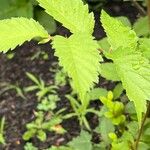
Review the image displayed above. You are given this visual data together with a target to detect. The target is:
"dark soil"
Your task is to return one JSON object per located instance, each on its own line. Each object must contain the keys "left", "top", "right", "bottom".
{"left": 0, "top": 2, "right": 140, "bottom": 150}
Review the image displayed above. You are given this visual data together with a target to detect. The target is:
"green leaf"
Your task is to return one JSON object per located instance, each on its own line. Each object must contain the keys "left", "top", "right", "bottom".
{"left": 24, "top": 142, "right": 38, "bottom": 150}
{"left": 133, "top": 16, "right": 150, "bottom": 37}
{"left": 52, "top": 34, "right": 102, "bottom": 100}
{"left": 37, "top": 0, "right": 94, "bottom": 34}
{"left": 97, "top": 37, "right": 110, "bottom": 53}
{"left": 35, "top": 10, "right": 56, "bottom": 34}
{"left": 37, "top": 130, "right": 46, "bottom": 141}
{"left": 101, "top": 10, "right": 138, "bottom": 51}
{"left": 95, "top": 117, "right": 114, "bottom": 144}
{"left": 68, "top": 130, "right": 92, "bottom": 150}
{"left": 101, "top": 10, "right": 150, "bottom": 123}
{"left": 116, "top": 16, "right": 131, "bottom": 27}
{"left": 48, "top": 146, "right": 72, "bottom": 150}
{"left": 112, "top": 50, "right": 149, "bottom": 123}
{"left": 139, "top": 38, "right": 150, "bottom": 60}
{"left": 100, "top": 63, "right": 120, "bottom": 81}
{"left": 88, "top": 88, "right": 108, "bottom": 100}
{"left": 0, "top": 0, "right": 33, "bottom": 19}
{"left": 113, "top": 83, "right": 124, "bottom": 100}
{"left": 23, "top": 129, "right": 36, "bottom": 141}
{"left": 0, "top": 17, "right": 49, "bottom": 53}
{"left": 138, "top": 142, "right": 150, "bottom": 150}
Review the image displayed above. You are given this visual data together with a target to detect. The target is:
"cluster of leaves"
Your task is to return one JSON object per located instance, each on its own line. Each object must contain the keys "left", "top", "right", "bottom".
{"left": 23, "top": 73, "right": 66, "bottom": 142}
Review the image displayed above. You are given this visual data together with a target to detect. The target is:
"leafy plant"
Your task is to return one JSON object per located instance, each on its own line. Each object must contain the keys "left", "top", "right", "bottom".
{"left": 100, "top": 10, "right": 150, "bottom": 124}
{"left": 23, "top": 111, "right": 65, "bottom": 141}
{"left": 25, "top": 72, "right": 57, "bottom": 101}
{"left": 64, "top": 95, "right": 99, "bottom": 130}
{"left": 0, "top": 0, "right": 150, "bottom": 149}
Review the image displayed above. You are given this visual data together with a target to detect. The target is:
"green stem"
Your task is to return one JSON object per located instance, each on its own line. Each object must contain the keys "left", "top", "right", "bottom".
{"left": 147, "top": 0, "right": 150, "bottom": 29}
{"left": 134, "top": 102, "right": 150, "bottom": 150}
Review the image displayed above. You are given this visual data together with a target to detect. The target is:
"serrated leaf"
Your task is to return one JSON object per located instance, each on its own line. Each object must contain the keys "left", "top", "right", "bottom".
{"left": 133, "top": 16, "right": 150, "bottom": 37}
{"left": 0, "top": 17, "right": 49, "bottom": 53}
{"left": 52, "top": 34, "right": 102, "bottom": 100}
{"left": 100, "top": 63, "right": 120, "bottom": 81}
{"left": 101, "top": 10, "right": 150, "bottom": 124}
{"left": 101, "top": 10, "right": 138, "bottom": 51}
{"left": 37, "top": 0, "right": 94, "bottom": 34}
{"left": 112, "top": 49, "right": 150, "bottom": 123}
{"left": 139, "top": 38, "right": 150, "bottom": 60}
{"left": 68, "top": 130, "right": 92, "bottom": 150}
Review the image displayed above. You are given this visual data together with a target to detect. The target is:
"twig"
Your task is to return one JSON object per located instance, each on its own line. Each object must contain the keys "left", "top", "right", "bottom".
{"left": 134, "top": 102, "right": 150, "bottom": 150}
{"left": 131, "top": 0, "right": 146, "bottom": 16}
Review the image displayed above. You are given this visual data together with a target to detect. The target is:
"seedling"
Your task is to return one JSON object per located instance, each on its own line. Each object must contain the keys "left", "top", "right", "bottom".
{"left": 0, "top": 82, "right": 25, "bottom": 99}
{"left": 23, "top": 111, "right": 65, "bottom": 142}
{"left": 25, "top": 72, "right": 57, "bottom": 101}
{"left": 64, "top": 95, "right": 99, "bottom": 130}
{"left": 37, "top": 94, "right": 60, "bottom": 111}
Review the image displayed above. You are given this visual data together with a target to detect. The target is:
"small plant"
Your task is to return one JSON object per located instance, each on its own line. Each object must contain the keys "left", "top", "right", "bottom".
{"left": 54, "top": 68, "right": 67, "bottom": 87}
{"left": 25, "top": 72, "right": 57, "bottom": 101}
{"left": 37, "top": 94, "right": 60, "bottom": 111}
{"left": 64, "top": 95, "right": 100, "bottom": 130}
{"left": 23, "top": 111, "right": 65, "bottom": 142}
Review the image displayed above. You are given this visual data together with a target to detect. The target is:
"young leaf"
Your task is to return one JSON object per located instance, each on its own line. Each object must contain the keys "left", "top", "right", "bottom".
{"left": 0, "top": 17, "right": 49, "bottom": 53}
{"left": 52, "top": 34, "right": 102, "bottom": 99}
{"left": 101, "top": 10, "right": 138, "bottom": 51}
{"left": 37, "top": 0, "right": 94, "bottom": 34}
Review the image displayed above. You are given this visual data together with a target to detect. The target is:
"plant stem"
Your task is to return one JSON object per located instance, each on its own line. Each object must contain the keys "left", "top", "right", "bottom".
{"left": 147, "top": 0, "right": 150, "bottom": 28}
{"left": 131, "top": 0, "right": 146, "bottom": 16}
{"left": 134, "top": 102, "right": 150, "bottom": 150}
